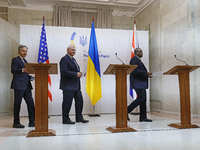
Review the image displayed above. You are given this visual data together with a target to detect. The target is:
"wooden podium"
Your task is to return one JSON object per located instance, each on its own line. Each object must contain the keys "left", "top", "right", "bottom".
{"left": 104, "top": 64, "right": 137, "bottom": 133}
{"left": 25, "top": 63, "right": 58, "bottom": 137}
{"left": 164, "top": 65, "right": 200, "bottom": 129}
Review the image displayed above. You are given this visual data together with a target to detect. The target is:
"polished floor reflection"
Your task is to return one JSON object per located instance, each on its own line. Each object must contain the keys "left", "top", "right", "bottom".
{"left": 0, "top": 112, "right": 200, "bottom": 150}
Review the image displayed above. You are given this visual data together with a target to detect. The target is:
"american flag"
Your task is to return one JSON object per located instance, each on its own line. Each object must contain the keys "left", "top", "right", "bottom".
{"left": 37, "top": 17, "right": 52, "bottom": 101}
{"left": 38, "top": 18, "right": 49, "bottom": 63}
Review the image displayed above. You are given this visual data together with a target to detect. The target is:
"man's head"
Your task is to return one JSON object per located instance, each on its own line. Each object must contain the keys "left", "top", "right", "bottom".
{"left": 18, "top": 45, "right": 28, "bottom": 59}
{"left": 67, "top": 44, "right": 76, "bottom": 57}
{"left": 134, "top": 48, "right": 143, "bottom": 58}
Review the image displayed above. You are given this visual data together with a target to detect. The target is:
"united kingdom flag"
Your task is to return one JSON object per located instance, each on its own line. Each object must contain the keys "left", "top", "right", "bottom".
{"left": 130, "top": 20, "right": 139, "bottom": 99}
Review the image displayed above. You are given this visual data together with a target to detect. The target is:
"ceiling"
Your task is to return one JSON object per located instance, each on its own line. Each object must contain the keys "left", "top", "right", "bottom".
{"left": 0, "top": 0, "right": 155, "bottom": 17}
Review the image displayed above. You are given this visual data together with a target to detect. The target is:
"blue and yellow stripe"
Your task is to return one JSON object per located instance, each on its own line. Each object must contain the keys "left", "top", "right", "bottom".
{"left": 86, "top": 21, "right": 102, "bottom": 105}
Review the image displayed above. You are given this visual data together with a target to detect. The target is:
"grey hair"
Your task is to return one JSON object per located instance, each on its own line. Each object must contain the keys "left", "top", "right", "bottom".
{"left": 18, "top": 45, "right": 28, "bottom": 51}
{"left": 67, "top": 44, "right": 75, "bottom": 51}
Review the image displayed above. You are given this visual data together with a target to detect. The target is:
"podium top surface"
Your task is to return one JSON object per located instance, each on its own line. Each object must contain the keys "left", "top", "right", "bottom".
{"left": 103, "top": 64, "right": 138, "bottom": 75}
{"left": 164, "top": 65, "right": 200, "bottom": 75}
{"left": 25, "top": 63, "right": 58, "bottom": 74}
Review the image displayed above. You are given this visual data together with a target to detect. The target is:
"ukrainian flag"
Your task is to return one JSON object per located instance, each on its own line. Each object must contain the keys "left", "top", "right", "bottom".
{"left": 86, "top": 21, "right": 102, "bottom": 105}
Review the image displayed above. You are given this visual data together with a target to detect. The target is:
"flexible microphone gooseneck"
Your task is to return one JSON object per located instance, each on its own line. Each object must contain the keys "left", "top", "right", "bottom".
{"left": 174, "top": 55, "right": 189, "bottom": 66}
{"left": 115, "top": 53, "right": 125, "bottom": 65}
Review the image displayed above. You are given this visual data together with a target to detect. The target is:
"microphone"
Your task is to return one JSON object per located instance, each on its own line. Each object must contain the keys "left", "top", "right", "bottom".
{"left": 115, "top": 53, "right": 125, "bottom": 65}
{"left": 174, "top": 55, "right": 189, "bottom": 66}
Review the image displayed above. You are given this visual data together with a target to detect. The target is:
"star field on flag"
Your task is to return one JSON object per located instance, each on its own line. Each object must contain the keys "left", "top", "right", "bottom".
{"left": 37, "top": 17, "right": 52, "bottom": 102}
{"left": 37, "top": 20, "right": 49, "bottom": 63}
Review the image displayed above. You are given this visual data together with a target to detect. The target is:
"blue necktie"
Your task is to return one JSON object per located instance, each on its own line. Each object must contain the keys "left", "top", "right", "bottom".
{"left": 72, "top": 58, "right": 79, "bottom": 71}
{"left": 23, "top": 59, "right": 27, "bottom": 63}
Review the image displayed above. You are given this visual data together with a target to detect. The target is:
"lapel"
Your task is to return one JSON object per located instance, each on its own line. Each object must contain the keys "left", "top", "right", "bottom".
{"left": 136, "top": 56, "right": 147, "bottom": 71}
{"left": 17, "top": 56, "right": 25, "bottom": 68}
{"left": 66, "top": 54, "right": 79, "bottom": 71}
{"left": 66, "top": 54, "right": 74, "bottom": 64}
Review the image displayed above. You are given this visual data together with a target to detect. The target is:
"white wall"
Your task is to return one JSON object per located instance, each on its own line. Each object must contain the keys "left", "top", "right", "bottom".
{"left": 20, "top": 25, "right": 149, "bottom": 116}
{"left": 134, "top": 0, "right": 200, "bottom": 116}
{"left": 0, "top": 18, "right": 19, "bottom": 115}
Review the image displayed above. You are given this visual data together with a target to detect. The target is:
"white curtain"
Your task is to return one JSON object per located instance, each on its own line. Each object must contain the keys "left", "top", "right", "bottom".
{"left": 53, "top": 5, "right": 72, "bottom": 27}
{"left": 97, "top": 8, "right": 112, "bottom": 29}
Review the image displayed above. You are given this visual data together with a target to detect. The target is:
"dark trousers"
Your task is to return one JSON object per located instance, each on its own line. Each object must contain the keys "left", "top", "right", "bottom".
{"left": 128, "top": 89, "right": 147, "bottom": 120}
{"left": 14, "top": 88, "right": 35, "bottom": 124}
{"left": 62, "top": 90, "right": 83, "bottom": 122}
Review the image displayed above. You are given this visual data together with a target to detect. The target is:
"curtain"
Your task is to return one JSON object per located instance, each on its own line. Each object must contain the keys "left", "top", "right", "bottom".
{"left": 53, "top": 5, "right": 112, "bottom": 29}
{"left": 71, "top": 11, "right": 97, "bottom": 28}
{"left": 53, "top": 5, "right": 72, "bottom": 26}
{"left": 97, "top": 8, "right": 112, "bottom": 29}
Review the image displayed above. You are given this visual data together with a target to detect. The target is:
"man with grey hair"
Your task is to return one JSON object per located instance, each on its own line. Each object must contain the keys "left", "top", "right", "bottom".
{"left": 11, "top": 45, "right": 35, "bottom": 128}
{"left": 59, "top": 44, "right": 89, "bottom": 124}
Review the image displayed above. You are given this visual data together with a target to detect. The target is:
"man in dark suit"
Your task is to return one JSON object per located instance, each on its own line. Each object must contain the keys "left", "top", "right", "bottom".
{"left": 60, "top": 44, "right": 89, "bottom": 124}
{"left": 11, "top": 45, "right": 35, "bottom": 128}
{"left": 128, "top": 48, "right": 152, "bottom": 122}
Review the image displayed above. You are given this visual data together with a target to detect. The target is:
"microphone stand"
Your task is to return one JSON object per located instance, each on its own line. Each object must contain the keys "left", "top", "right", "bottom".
{"left": 115, "top": 53, "right": 125, "bottom": 65}
{"left": 174, "top": 55, "right": 189, "bottom": 66}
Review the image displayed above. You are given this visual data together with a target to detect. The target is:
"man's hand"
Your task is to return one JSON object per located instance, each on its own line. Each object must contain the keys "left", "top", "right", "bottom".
{"left": 23, "top": 68, "right": 28, "bottom": 73}
{"left": 77, "top": 72, "right": 83, "bottom": 77}
{"left": 147, "top": 72, "right": 152, "bottom": 78}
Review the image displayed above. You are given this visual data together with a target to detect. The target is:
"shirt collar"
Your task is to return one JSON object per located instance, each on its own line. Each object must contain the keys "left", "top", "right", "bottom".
{"left": 19, "top": 55, "right": 24, "bottom": 60}
{"left": 135, "top": 55, "right": 141, "bottom": 59}
{"left": 67, "top": 54, "right": 73, "bottom": 59}
{"left": 135, "top": 55, "right": 142, "bottom": 61}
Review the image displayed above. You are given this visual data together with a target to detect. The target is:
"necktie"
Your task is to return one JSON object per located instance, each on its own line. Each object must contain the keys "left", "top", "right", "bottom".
{"left": 72, "top": 58, "right": 80, "bottom": 71}
{"left": 23, "top": 59, "right": 27, "bottom": 63}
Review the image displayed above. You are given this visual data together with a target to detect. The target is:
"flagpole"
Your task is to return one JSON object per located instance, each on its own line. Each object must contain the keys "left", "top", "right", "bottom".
{"left": 88, "top": 16, "right": 100, "bottom": 117}
{"left": 130, "top": 20, "right": 140, "bottom": 115}
{"left": 40, "top": 16, "right": 51, "bottom": 118}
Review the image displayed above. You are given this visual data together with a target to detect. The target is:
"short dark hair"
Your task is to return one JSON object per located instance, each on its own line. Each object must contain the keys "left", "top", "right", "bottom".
{"left": 134, "top": 48, "right": 141, "bottom": 54}
{"left": 18, "top": 45, "right": 28, "bottom": 51}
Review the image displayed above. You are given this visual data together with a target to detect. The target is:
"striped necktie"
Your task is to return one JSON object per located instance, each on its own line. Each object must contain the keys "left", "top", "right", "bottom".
{"left": 72, "top": 58, "right": 80, "bottom": 71}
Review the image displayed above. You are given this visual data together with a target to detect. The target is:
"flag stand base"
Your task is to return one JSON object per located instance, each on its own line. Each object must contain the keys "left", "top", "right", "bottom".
{"left": 88, "top": 105, "right": 101, "bottom": 117}
{"left": 88, "top": 114, "right": 101, "bottom": 117}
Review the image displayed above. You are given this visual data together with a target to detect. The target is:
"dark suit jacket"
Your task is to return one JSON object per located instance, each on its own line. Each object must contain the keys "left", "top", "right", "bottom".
{"left": 11, "top": 56, "right": 32, "bottom": 90}
{"left": 130, "top": 56, "right": 148, "bottom": 89}
{"left": 59, "top": 54, "right": 80, "bottom": 91}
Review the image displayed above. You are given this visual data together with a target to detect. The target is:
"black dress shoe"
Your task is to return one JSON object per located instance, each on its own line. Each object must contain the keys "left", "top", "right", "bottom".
{"left": 76, "top": 118, "right": 89, "bottom": 123}
{"left": 29, "top": 122, "right": 35, "bottom": 127}
{"left": 13, "top": 123, "right": 25, "bottom": 128}
{"left": 139, "top": 118, "right": 152, "bottom": 122}
{"left": 63, "top": 120, "right": 75, "bottom": 124}
{"left": 127, "top": 113, "right": 130, "bottom": 121}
